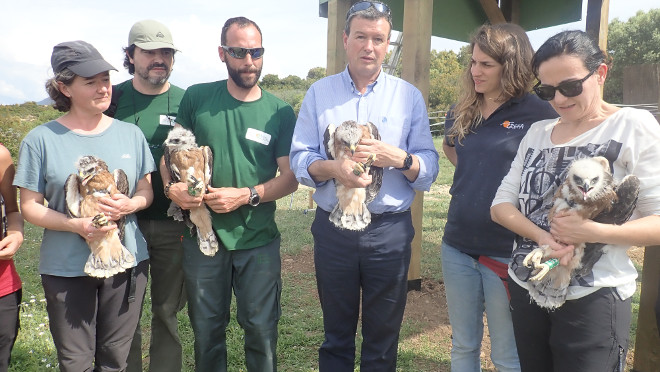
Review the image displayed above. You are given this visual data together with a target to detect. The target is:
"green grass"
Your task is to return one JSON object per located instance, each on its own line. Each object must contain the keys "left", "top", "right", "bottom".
{"left": 7, "top": 139, "right": 643, "bottom": 371}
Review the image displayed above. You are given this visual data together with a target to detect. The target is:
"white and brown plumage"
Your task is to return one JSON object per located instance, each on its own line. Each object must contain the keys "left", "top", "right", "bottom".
{"left": 524, "top": 156, "right": 639, "bottom": 308}
{"left": 323, "top": 120, "right": 383, "bottom": 230}
{"left": 163, "top": 126, "right": 218, "bottom": 256}
{"left": 65, "top": 155, "right": 135, "bottom": 278}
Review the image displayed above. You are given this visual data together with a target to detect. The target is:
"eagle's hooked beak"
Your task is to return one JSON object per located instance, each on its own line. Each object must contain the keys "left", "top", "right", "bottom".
{"left": 579, "top": 183, "right": 592, "bottom": 200}
{"left": 349, "top": 144, "right": 357, "bottom": 156}
{"left": 80, "top": 171, "right": 94, "bottom": 186}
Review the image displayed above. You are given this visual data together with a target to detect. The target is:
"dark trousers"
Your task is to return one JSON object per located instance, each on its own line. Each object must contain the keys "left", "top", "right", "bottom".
{"left": 127, "top": 219, "right": 186, "bottom": 372}
{"left": 0, "top": 289, "right": 21, "bottom": 372}
{"left": 182, "top": 236, "right": 281, "bottom": 372}
{"left": 508, "top": 279, "right": 630, "bottom": 372}
{"left": 41, "top": 260, "right": 148, "bottom": 372}
{"left": 312, "top": 208, "right": 413, "bottom": 372}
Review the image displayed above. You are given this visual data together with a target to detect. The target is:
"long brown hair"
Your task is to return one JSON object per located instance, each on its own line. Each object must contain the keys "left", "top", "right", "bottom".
{"left": 447, "top": 23, "right": 535, "bottom": 144}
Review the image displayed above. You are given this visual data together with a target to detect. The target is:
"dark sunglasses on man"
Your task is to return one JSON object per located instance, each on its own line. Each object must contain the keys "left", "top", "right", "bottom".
{"left": 346, "top": 1, "right": 391, "bottom": 19}
{"left": 533, "top": 70, "right": 595, "bottom": 101}
{"left": 221, "top": 46, "right": 265, "bottom": 60}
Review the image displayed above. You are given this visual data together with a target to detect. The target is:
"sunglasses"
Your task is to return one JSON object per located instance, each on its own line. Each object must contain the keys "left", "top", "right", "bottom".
{"left": 221, "top": 46, "right": 265, "bottom": 60}
{"left": 346, "top": 1, "right": 391, "bottom": 19}
{"left": 533, "top": 70, "right": 595, "bottom": 101}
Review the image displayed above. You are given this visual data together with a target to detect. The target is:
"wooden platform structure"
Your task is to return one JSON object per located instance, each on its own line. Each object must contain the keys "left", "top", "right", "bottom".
{"left": 319, "top": 0, "right": 659, "bottom": 369}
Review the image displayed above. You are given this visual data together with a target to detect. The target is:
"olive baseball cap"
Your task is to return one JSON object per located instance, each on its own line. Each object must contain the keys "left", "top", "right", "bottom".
{"left": 51, "top": 40, "right": 117, "bottom": 77}
{"left": 129, "top": 20, "right": 179, "bottom": 51}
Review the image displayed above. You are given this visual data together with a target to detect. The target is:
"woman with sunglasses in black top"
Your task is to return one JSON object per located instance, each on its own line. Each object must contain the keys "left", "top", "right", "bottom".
{"left": 491, "top": 30, "right": 660, "bottom": 372}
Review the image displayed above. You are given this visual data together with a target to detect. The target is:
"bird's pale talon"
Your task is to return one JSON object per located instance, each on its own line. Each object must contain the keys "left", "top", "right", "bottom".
{"left": 353, "top": 163, "right": 365, "bottom": 176}
{"left": 92, "top": 214, "right": 109, "bottom": 228}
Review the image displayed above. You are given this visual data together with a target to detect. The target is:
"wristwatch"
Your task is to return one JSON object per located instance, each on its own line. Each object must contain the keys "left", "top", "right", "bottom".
{"left": 248, "top": 186, "right": 261, "bottom": 207}
{"left": 396, "top": 152, "right": 413, "bottom": 171}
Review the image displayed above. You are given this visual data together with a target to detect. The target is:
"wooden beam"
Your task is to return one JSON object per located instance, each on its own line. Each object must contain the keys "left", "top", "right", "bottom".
{"left": 401, "top": 0, "right": 433, "bottom": 290}
{"left": 479, "top": 0, "right": 507, "bottom": 25}
{"left": 633, "top": 248, "right": 660, "bottom": 372}
{"left": 585, "top": 0, "right": 610, "bottom": 52}
{"left": 326, "top": 0, "right": 352, "bottom": 75}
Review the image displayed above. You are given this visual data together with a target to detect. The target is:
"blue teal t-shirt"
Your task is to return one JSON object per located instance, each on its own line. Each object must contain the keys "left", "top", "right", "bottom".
{"left": 13, "top": 119, "right": 156, "bottom": 276}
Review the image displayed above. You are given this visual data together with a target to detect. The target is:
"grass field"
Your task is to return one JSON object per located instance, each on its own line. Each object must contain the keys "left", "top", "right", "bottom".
{"left": 6, "top": 140, "right": 643, "bottom": 371}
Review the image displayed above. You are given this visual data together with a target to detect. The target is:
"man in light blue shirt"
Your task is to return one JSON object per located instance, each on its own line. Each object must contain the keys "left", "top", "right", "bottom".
{"left": 289, "top": 2, "right": 438, "bottom": 371}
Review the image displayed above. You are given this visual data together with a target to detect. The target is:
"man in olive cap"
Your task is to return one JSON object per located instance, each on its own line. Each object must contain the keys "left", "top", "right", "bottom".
{"left": 105, "top": 19, "right": 187, "bottom": 372}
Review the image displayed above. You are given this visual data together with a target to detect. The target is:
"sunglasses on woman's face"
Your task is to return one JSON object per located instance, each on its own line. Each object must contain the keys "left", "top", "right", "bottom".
{"left": 221, "top": 46, "right": 265, "bottom": 59}
{"left": 533, "top": 70, "right": 595, "bottom": 101}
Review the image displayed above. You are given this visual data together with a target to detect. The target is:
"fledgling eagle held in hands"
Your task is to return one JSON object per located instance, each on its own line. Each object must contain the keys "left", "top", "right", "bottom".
{"left": 64, "top": 155, "right": 135, "bottom": 278}
{"left": 163, "top": 126, "right": 218, "bottom": 256}
{"left": 323, "top": 120, "right": 383, "bottom": 230}
{"left": 523, "top": 156, "right": 639, "bottom": 309}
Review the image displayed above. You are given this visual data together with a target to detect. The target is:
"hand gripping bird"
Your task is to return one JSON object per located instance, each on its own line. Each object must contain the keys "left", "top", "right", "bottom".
{"left": 163, "top": 126, "right": 218, "bottom": 256}
{"left": 523, "top": 156, "right": 640, "bottom": 308}
{"left": 64, "top": 155, "right": 135, "bottom": 278}
{"left": 323, "top": 120, "right": 383, "bottom": 230}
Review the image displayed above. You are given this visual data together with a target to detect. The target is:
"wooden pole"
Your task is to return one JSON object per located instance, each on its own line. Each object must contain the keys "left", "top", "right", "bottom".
{"left": 401, "top": 0, "right": 433, "bottom": 291}
{"left": 326, "top": 0, "right": 351, "bottom": 76}
{"left": 633, "top": 248, "right": 660, "bottom": 371}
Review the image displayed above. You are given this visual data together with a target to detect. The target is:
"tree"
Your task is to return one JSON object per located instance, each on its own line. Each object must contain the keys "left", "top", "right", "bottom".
{"left": 260, "top": 74, "right": 281, "bottom": 90}
{"left": 605, "top": 9, "right": 660, "bottom": 103}
{"left": 306, "top": 67, "right": 326, "bottom": 82}
{"left": 428, "top": 50, "right": 463, "bottom": 111}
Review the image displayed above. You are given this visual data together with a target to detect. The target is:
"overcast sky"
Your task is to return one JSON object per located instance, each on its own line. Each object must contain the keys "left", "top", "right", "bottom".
{"left": 0, "top": 0, "right": 656, "bottom": 105}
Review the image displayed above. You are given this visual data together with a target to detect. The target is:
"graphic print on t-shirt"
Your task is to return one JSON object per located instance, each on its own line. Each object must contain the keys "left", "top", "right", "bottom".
{"left": 511, "top": 139, "right": 622, "bottom": 287}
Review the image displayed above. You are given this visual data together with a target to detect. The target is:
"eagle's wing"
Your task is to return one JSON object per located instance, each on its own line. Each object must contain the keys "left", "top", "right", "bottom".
{"left": 202, "top": 146, "right": 213, "bottom": 187}
{"left": 594, "top": 174, "right": 640, "bottom": 225}
{"left": 113, "top": 169, "right": 129, "bottom": 242}
{"left": 164, "top": 147, "right": 181, "bottom": 183}
{"left": 64, "top": 173, "right": 82, "bottom": 218}
{"left": 364, "top": 122, "right": 383, "bottom": 204}
{"left": 323, "top": 123, "right": 336, "bottom": 160}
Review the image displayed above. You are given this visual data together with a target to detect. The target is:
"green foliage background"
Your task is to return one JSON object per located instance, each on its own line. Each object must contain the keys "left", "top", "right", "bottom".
{"left": 605, "top": 9, "right": 660, "bottom": 103}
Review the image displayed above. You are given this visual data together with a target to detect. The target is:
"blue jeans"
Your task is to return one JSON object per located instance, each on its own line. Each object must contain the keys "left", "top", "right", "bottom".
{"left": 441, "top": 242, "right": 520, "bottom": 372}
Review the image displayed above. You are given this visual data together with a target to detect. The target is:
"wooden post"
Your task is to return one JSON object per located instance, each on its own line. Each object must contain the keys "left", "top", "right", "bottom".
{"left": 326, "top": 0, "right": 351, "bottom": 76}
{"left": 401, "top": 0, "right": 433, "bottom": 291}
{"left": 633, "top": 248, "right": 660, "bottom": 372}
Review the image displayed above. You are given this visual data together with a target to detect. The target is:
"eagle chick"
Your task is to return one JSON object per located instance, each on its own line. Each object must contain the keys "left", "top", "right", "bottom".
{"left": 64, "top": 155, "right": 135, "bottom": 278}
{"left": 163, "top": 126, "right": 218, "bottom": 256}
{"left": 323, "top": 120, "right": 383, "bottom": 230}
{"left": 523, "top": 156, "right": 639, "bottom": 308}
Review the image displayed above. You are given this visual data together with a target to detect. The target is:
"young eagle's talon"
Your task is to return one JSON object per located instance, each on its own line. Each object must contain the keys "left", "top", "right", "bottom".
{"left": 353, "top": 162, "right": 365, "bottom": 176}
{"left": 91, "top": 214, "right": 109, "bottom": 228}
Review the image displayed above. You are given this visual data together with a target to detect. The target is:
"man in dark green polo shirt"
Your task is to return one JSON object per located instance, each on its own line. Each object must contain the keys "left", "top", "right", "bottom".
{"left": 161, "top": 16, "right": 298, "bottom": 372}
{"left": 106, "top": 19, "right": 187, "bottom": 372}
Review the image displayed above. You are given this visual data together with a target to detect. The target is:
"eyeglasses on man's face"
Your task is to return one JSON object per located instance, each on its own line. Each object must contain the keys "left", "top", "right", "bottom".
{"left": 221, "top": 46, "right": 265, "bottom": 60}
{"left": 346, "top": 1, "right": 391, "bottom": 19}
{"left": 533, "top": 70, "right": 596, "bottom": 101}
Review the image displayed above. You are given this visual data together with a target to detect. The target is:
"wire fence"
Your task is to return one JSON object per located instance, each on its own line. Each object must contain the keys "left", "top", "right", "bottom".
{"left": 428, "top": 110, "right": 447, "bottom": 137}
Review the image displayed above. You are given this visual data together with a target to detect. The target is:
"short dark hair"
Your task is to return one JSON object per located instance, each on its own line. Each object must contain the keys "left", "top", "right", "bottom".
{"left": 344, "top": 2, "right": 392, "bottom": 38}
{"left": 122, "top": 44, "right": 176, "bottom": 75}
{"left": 123, "top": 44, "right": 137, "bottom": 75}
{"left": 221, "top": 17, "right": 262, "bottom": 46}
{"left": 532, "top": 30, "right": 607, "bottom": 77}
{"left": 45, "top": 69, "right": 76, "bottom": 112}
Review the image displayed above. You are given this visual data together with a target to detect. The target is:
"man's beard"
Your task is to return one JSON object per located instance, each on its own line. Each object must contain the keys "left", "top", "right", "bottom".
{"left": 227, "top": 64, "right": 262, "bottom": 89}
{"left": 136, "top": 63, "right": 171, "bottom": 86}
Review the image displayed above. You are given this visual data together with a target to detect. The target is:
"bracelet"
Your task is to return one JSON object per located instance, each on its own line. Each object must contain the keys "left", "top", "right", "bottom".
{"left": 164, "top": 181, "right": 175, "bottom": 199}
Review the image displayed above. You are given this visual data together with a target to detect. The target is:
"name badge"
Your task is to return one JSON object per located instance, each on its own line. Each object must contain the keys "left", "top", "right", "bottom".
{"left": 159, "top": 115, "right": 176, "bottom": 126}
{"left": 246, "top": 128, "right": 271, "bottom": 146}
